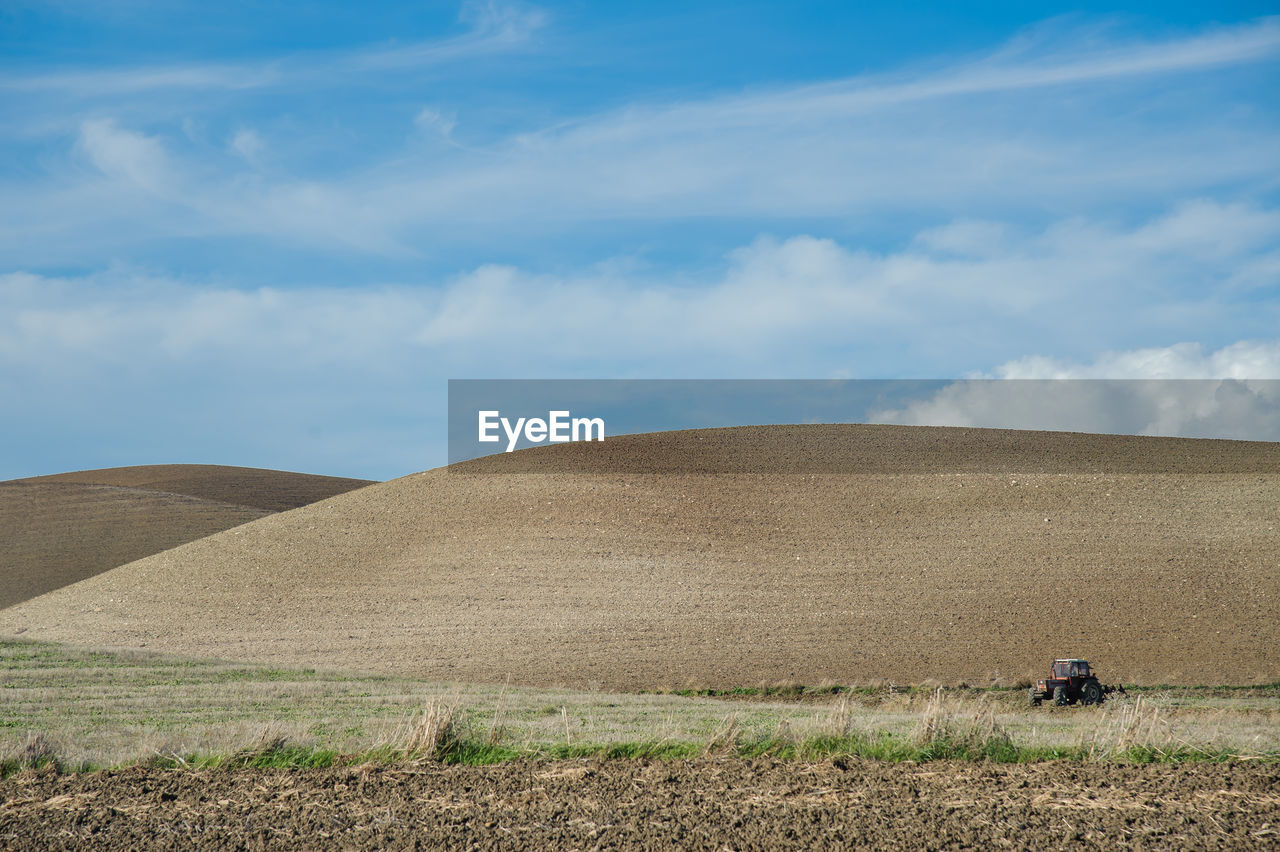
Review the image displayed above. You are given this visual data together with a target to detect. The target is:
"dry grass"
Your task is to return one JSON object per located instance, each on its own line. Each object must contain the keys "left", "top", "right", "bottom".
{"left": 391, "top": 699, "right": 461, "bottom": 758}
{"left": 916, "top": 688, "right": 1012, "bottom": 751}
{"left": 2, "top": 639, "right": 1276, "bottom": 772}
{"left": 703, "top": 714, "right": 742, "bottom": 755}
{"left": 824, "top": 693, "right": 856, "bottom": 737}
{"left": 1085, "top": 695, "right": 1171, "bottom": 756}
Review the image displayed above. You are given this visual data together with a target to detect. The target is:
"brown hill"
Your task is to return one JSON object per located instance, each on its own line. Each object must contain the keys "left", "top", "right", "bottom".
{"left": 23, "top": 464, "right": 374, "bottom": 513}
{"left": 0, "top": 466, "right": 373, "bottom": 610}
{"left": 1, "top": 427, "right": 1276, "bottom": 688}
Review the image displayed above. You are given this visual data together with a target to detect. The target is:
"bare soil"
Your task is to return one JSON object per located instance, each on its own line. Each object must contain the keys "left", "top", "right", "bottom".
{"left": 2, "top": 758, "right": 1277, "bottom": 850}
{"left": 19, "top": 464, "right": 375, "bottom": 513}
{"left": 2, "top": 427, "right": 1277, "bottom": 689}
{"left": 0, "top": 466, "right": 373, "bottom": 609}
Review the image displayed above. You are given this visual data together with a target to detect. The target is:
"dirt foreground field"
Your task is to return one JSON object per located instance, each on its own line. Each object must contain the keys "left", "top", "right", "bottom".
{"left": 3, "top": 758, "right": 1278, "bottom": 850}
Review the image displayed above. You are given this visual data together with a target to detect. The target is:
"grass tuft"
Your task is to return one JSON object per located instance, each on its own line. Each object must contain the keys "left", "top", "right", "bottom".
{"left": 399, "top": 699, "right": 460, "bottom": 759}
{"left": 1, "top": 732, "right": 65, "bottom": 777}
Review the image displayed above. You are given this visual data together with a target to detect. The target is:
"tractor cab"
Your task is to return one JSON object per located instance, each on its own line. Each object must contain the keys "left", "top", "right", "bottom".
{"left": 1053, "top": 659, "right": 1089, "bottom": 680}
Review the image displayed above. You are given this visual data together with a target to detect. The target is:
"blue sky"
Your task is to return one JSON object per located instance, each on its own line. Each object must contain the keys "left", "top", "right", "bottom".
{"left": 2, "top": 1, "right": 1278, "bottom": 479}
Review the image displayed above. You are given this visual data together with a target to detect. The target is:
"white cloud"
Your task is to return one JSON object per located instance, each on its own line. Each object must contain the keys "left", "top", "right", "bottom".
{"left": 3, "top": 202, "right": 1276, "bottom": 379}
{"left": 628, "top": 16, "right": 1280, "bottom": 129}
{"left": 76, "top": 118, "right": 175, "bottom": 194}
{"left": 4, "top": 17, "right": 1277, "bottom": 263}
{"left": 414, "top": 108, "right": 457, "bottom": 139}
{"left": 402, "top": 202, "right": 1278, "bottom": 375}
{"left": 870, "top": 341, "right": 1280, "bottom": 440}
{"left": 989, "top": 340, "right": 1280, "bottom": 380}
{"left": 457, "top": 0, "right": 546, "bottom": 36}
{"left": 2, "top": 199, "right": 1276, "bottom": 476}
{"left": 349, "top": 3, "right": 545, "bottom": 72}
{"left": 1, "top": 2, "right": 544, "bottom": 96}
{"left": 399, "top": 16, "right": 1279, "bottom": 225}
{"left": 1, "top": 63, "right": 275, "bottom": 96}
{"left": 0, "top": 272, "right": 430, "bottom": 366}
{"left": 61, "top": 120, "right": 404, "bottom": 253}
{"left": 229, "top": 128, "right": 264, "bottom": 164}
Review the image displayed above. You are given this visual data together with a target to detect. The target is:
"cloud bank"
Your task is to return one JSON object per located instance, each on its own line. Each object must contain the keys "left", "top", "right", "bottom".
{"left": 4, "top": 201, "right": 1276, "bottom": 376}
{"left": 2, "top": 200, "right": 1277, "bottom": 476}
{"left": 871, "top": 342, "right": 1280, "bottom": 440}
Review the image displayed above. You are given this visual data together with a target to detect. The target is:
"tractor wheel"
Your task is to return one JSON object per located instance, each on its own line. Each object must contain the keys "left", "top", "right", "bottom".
{"left": 1027, "top": 688, "right": 1042, "bottom": 707}
{"left": 1081, "top": 680, "right": 1103, "bottom": 706}
{"left": 1053, "top": 686, "right": 1068, "bottom": 707}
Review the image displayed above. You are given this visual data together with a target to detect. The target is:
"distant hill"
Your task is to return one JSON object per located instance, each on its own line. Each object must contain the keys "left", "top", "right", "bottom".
{"left": 2, "top": 427, "right": 1276, "bottom": 688}
{"left": 0, "top": 465, "right": 373, "bottom": 609}
{"left": 25, "top": 464, "right": 374, "bottom": 513}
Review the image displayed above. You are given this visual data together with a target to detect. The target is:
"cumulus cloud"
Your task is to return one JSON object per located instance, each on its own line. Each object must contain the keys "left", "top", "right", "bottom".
{"left": 988, "top": 340, "right": 1280, "bottom": 380}
{"left": 416, "top": 200, "right": 1280, "bottom": 374}
{"left": 4, "top": 201, "right": 1276, "bottom": 376}
{"left": 1, "top": 201, "right": 1276, "bottom": 472}
{"left": 870, "top": 342, "right": 1280, "bottom": 440}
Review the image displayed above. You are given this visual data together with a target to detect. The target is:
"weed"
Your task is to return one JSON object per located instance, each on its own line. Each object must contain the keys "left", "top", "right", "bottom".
{"left": 0, "top": 732, "right": 62, "bottom": 776}
{"left": 396, "top": 699, "right": 460, "bottom": 759}
{"left": 703, "top": 713, "right": 741, "bottom": 756}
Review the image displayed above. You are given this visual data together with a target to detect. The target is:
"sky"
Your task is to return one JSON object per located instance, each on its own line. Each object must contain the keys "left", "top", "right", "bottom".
{"left": 1, "top": 1, "right": 1278, "bottom": 479}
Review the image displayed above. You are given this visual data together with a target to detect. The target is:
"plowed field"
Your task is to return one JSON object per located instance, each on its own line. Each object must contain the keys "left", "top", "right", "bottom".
{"left": 2, "top": 427, "right": 1276, "bottom": 688}
{"left": 0, "top": 466, "right": 373, "bottom": 609}
{"left": 3, "top": 759, "right": 1277, "bottom": 850}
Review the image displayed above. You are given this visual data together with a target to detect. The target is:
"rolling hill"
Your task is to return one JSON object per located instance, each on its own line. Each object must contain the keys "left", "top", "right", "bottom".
{"left": 1, "top": 427, "right": 1276, "bottom": 688}
{"left": 0, "top": 465, "right": 374, "bottom": 609}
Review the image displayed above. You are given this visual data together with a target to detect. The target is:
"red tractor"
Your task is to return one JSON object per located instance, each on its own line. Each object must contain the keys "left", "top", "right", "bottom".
{"left": 1027, "top": 658, "right": 1123, "bottom": 707}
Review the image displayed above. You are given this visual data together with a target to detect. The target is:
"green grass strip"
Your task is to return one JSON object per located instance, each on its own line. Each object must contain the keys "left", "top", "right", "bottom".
{"left": 6, "top": 733, "right": 1269, "bottom": 779}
